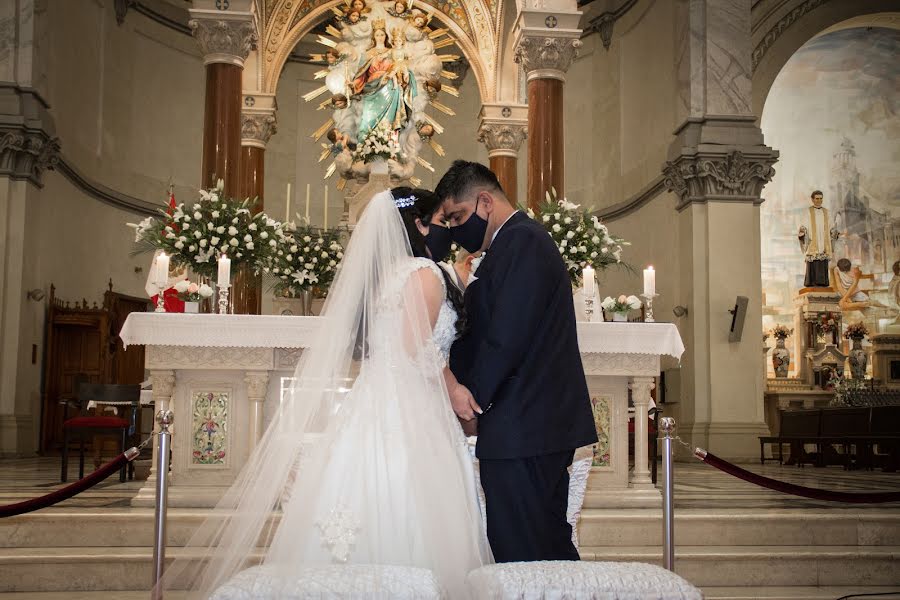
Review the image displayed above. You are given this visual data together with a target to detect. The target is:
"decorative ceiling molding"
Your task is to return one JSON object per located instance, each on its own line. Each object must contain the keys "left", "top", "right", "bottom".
{"left": 751, "top": 0, "right": 831, "bottom": 70}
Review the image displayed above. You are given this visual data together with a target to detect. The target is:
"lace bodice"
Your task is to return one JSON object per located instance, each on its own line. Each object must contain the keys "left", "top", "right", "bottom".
{"left": 413, "top": 259, "right": 458, "bottom": 360}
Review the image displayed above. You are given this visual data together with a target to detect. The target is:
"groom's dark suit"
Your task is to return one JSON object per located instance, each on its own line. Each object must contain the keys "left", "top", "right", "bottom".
{"left": 450, "top": 211, "right": 598, "bottom": 562}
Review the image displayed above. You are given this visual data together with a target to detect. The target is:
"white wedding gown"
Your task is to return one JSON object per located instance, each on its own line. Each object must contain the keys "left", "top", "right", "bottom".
{"left": 161, "top": 193, "right": 492, "bottom": 600}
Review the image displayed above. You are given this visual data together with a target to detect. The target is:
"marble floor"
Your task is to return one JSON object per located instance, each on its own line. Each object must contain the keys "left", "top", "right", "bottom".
{"left": 2, "top": 455, "right": 898, "bottom": 510}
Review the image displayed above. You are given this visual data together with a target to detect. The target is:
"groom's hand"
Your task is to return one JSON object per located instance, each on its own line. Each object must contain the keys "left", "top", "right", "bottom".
{"left": 449, "top": 383, "right": 482, "bottom": 421}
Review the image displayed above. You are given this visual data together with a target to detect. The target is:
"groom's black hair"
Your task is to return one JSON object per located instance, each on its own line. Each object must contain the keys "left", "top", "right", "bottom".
{"left": 435, "top": 160, "right": 505, "bottom": 203}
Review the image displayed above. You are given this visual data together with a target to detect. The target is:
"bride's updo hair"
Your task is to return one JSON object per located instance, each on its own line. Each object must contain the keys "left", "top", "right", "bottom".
{"left": 391, "top": 186, "right": 467, "bottom": 334}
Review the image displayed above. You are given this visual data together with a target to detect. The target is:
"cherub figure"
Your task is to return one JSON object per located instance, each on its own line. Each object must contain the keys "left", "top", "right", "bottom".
{"left": 416, "top": 121, "right": 434, "bottom": 139}
{"left": 387, "top": 1, "right": 410, "bottom": 17}
{"left": 408, "top": 7, "right": 430, "bottom": 30}
{"left": 327, "top": 128, "right": 352, "bottom": 153}
{"left": 423, "top": 77, "right": 442, "bottom": 99}
{"left": 331, "top": 94, "right": 349, "bottom": 110}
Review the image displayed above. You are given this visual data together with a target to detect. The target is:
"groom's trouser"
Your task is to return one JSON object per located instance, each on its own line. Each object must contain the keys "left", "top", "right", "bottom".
{"left": 479, "top": 449, "right": 579, "bottom": 562}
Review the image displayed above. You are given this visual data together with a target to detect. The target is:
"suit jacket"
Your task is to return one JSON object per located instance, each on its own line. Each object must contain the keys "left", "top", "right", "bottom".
{"left": 450, "top": 212, "right": 598, "bottom": 460}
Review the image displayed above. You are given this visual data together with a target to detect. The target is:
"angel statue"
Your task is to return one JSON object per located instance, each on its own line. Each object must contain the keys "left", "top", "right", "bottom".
{"left": 304, "top": 0, "right": 459, "bottom": 188}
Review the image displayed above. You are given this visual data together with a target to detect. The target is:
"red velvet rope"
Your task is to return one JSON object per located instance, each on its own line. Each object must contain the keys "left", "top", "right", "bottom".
{"left": 0, "top": 451, "right": 134, "bottom": 518}
{"left": 696, "top": 449, "right": 900, "bottom": 504}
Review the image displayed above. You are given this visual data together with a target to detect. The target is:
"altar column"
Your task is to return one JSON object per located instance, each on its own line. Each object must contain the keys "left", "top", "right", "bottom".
{"left": 663, "top": 0, "right": 779, "bottom": 460}
{"left": 513, "top": 9, "right": 582, "bottom": 210}
{"left": 478, "top": 104, "right": 527, "bottom": 205}
{"left": 188, "top": 4, "right": 258, "bottom": 197}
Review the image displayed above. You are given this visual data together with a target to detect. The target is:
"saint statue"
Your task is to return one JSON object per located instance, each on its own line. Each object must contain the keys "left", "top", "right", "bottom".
{"left": 351, "top": 19, "right": 417, "bottom": 143}
{"left": 798, "top": 190, "right": 840, "bottom": 288}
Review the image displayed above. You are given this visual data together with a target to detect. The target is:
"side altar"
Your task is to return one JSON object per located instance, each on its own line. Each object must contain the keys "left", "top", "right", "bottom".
{"left": 119, "top": 314, "right": 683, "bottom": 508}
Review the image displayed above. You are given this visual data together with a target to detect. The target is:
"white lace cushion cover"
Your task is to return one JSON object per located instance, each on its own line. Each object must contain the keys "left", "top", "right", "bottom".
{"left": 467, "top": 561, "right": 704, "bottom": 600}
{"left": 210, "top": 564, "right": 446, "bottom": 599}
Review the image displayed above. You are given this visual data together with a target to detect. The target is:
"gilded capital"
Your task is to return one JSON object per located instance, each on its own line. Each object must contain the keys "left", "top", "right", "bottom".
{"left": 477, "top": 122, "right": 527, "bottom": 158}
{"left": 189, "top": 15, "right": 258, "bottom": 67}
{"left": 241, "top": 112, "right": 277, "bottom": 148}
{"left": 514, "top": 36, "right": 582, "bottom": 81}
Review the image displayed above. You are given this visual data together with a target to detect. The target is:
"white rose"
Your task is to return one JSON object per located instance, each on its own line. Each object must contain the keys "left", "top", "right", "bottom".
{"left": 564, "top": 217, "right": 572, "bottom": 225}
{"left": 560, "top": 240, "right": 568, "bottom": 248}
{"left": 321, "top": 251, "right": 329, "bottom": 258}
{"left": 211, "top": 236, "right": 220, "bottom": 246}
{"left": 260, "top": 231, "right": 268, "bottom": 239}
{"left": 303, "top": 236, "right": 311, "bottom": 243}
{"left": 329, "top": 260, "right": 336, "bottom": 267}
{"left": 552, "top": 224, "right": 562, "bottom": 233}
{"left": 193, "top": 211, "right": 202, "bottom": 220}
{"left": 627, "top": 295, "right": 642, "bottom": 310}
{"left": 290, "top": 245, "right": 298, "bottom": 253}
{"left": 188, "top": 245, "right": 196, "bottom": 252}
{"left": 590, "top": 251, "right": 598, "bottom": 258}
{"left": 246, "top": 242, "right": 255, "bottom": 250}
{"left": 244, "top": 234, "right": 252, "bottom": 242}
{"left": 199, "top": 284, "right": 214, "bottom": 298}
{"left": 568, "top": 246, "right": 577, "bottom": 254}
{"left": 269, "top": 239, "right": 277, "bottom": 247}
{"left": 542, "top": 215, "right": 550, "bottom": 223}
{"left": 193, "top": 231, "right": 202, "bottom": 239}
{"left": 554, "top": 213, "right": 560, "bottom": 219}
{"left": 231, "top": 217, "right": 239, "bottom": 225}
{"left": 592, "top": 236, "right": 601, "bottom": 244}
{"left": 229, "top": 238, "right": 239, "bottom": 247}
{"left": 182, "top": 215, "right": 191, "bottom": 222}
{"left": 207, "top": 223, "right": 214, "bottom": 231}
{"left": 249, "top": 223, "right": 258, "bottom": 231}
{"left": 182, "top": 223, "right": 190, "bottom": 230}
{"left": 174, "top": 280, "right": 190, "bottom": 293}
{"left": 228, "top": 226, "right": 238, "bottom": 236}
{"left": 174, "top": 241, "right": 184, "bottom": 249}
{"left": 566, "top": 231, "right": 575, "bottom": 239}
{"left": 211, "top": 211, "right": 220, "bottom": 218}
{"left": 601, "top": 296, "right": 616, "bottom": 310}
{"left": 216, "top": 226, "right": 225, "bottom": 234}
{"left": 199, "top": 239, "right": 208, "bottom": 248}
{"left": 286, "top": 254, "right": 293, "bottom": 262}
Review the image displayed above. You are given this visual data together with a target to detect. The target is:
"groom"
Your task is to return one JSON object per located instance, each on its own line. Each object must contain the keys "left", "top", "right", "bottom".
{"left": 436, "top": 161, "right": 597, "bottom": 562}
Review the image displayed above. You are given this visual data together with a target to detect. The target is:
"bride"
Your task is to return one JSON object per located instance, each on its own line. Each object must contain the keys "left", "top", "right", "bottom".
{"left": 159, "top": 188, "right": 492, "bottom": 598}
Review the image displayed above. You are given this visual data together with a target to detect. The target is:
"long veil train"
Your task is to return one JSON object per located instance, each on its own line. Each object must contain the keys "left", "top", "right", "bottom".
{"left": 159, "top": 191, "right": 492, "bottom": 598}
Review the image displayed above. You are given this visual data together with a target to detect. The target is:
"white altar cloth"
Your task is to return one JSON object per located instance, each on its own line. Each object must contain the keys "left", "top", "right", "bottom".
{"left": 121, "top": 313, "right": 684, "bottom": 508}
{"left": 121, "top": 313, "right": 684, "bottom": 358}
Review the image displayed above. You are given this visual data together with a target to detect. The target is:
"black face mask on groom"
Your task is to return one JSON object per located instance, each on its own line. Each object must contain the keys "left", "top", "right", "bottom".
{"left": 424, "top": 224, "right": 453, "bottom": 262}
{"left": 449, "top": 197, "right": 489, "bottom": 253}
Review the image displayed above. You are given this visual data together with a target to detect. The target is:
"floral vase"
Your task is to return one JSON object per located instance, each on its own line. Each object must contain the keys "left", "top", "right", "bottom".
{"left": 612, "top": 312, "right": 628, "bottom": 322}
{"left": 772, "top": 337, "right": 790, "bottom": 378}
{"left": 848, "top": 338, "right": 867, "bottom": 379}
{"left": 184, "top": 301, "right": 199, "bottom": 314}
{"left": 299, "top": 289, "right": 313, "bottom": 316}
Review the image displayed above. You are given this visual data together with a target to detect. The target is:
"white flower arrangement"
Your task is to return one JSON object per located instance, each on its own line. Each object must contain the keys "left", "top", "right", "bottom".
{"left": 528, "top": 188, "right": 630, "bottom": 287}
{"left": 128, "top": 179, "right": 287, "bottom": 279}
{"left": 601, "top": 294, "right": 642, "bottom": 314}
{"left": 352, "top": 120, "right": 401, "bottom": 164}
{"left": 265, "top": 224, "right": 345, "bottom": 297}
{"left": 173, "top": 279, "right": 214, "bottom": 302}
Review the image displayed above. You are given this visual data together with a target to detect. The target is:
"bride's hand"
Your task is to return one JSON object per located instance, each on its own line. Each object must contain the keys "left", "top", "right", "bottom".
{"left": 449, "top": 383, "right": 482, "bottom": 421}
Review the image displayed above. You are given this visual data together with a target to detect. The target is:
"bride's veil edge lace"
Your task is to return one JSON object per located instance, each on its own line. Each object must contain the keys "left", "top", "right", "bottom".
{"left": 158, "top": 190, "right": 490, "bottom": 598}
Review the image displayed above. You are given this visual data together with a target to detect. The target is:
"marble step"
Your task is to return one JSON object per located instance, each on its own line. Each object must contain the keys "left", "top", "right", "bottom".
{"left": 578, "top": 508, "right": 900, "bottom": 547}
{"left": 579, "top": 545, "right": 900, "bottom": 587}
{"left": 2, "top": 546, "right": 899, "bottom": 592}
{"left": 5, "top": 508, "right": 899, "bottom": 549}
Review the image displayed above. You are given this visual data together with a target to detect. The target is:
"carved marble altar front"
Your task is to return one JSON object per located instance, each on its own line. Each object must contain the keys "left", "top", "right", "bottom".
{"left": 120, "top": 314, "right": 683, "bottom": 508}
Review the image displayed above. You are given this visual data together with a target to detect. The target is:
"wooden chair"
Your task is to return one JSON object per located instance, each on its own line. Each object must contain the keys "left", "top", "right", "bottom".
{"left": 60, "top": 383, "right": 141, "bottom": 483}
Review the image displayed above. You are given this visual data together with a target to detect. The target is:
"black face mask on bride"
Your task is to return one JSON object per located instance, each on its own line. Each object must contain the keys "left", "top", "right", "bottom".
{"left": 449, "top": 197, "right": 488, "bottom": 253}
{"left": 425, "top": 225, "right": 453, "bottom": 261}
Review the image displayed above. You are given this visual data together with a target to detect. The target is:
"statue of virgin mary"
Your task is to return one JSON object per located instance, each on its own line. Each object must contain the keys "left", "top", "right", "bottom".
{"left": 351, "top": 19, "right": 418, "bottom": 143}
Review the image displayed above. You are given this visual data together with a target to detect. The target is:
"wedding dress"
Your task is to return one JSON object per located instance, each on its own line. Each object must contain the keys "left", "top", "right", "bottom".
{"left": 160, "top": 191, "right": 492, "bottom": 599}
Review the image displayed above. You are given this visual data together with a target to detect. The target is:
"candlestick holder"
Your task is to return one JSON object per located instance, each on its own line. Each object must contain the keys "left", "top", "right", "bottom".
{"left": 217, "top": 284, "right": 231, "bottom": 315}
{"left": 155, "top": 290, "right": 166, "bottom": 313}
{"left": 641, "top": 293, "right": 659, "bottom": 323}
{"left": 584, "top": 295, "right": 596, "bottom": 323}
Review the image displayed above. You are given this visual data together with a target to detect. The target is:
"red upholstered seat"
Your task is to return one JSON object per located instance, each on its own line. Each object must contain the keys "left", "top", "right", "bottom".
{"left": 63, "top": 416, "right": 128, "bottom": 429}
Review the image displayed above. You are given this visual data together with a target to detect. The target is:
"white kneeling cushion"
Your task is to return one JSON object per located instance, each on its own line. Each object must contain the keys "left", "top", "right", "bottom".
{"left": 467, "top": 561, "right": 703, "bottom": 600}
{"left": 210, "top": 564, "right": 446, "bottom": 599}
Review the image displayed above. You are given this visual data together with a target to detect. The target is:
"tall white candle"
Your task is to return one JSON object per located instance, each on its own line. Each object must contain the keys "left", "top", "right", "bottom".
{"left": 285, "top": 183, "right": 291, "bottom": 223}
{"left": 156, "top": 253, "right": 170, "bottom": 289}
{"left": 305, "top": 183, "right": 311, "bottom": 222}
{"left": 643, "top": 265, "right": 656, "bottom": 296}
{"left": 323, "top": 185, "right": 329, "bottom": 229}
{"left": 582, "top": 265, "right": 595, "bottom": 297}
{"left": 218, "top": 254, "right": 231, "bottom": 287}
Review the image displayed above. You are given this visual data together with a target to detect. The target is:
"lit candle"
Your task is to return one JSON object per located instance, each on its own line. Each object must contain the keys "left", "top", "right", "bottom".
{"left": 582, "top": 265, "right": 595, "bottom": 298}
{"left": 218, "top": 254, "right": 231, "bottom": 288}
{"left": 156, "top": 253, "right": 170, "bottom": 289}
{"left": 305, "top": 183, "right": 311, "bottom": 223}
{"left": 285, "top": 183, "right": 291, "bottom": 223}
{"left": 323, "top": 185, "right": 329, "bottom": 229}
{"left": 643, "top": 265, "right": 656, "bottom": 296}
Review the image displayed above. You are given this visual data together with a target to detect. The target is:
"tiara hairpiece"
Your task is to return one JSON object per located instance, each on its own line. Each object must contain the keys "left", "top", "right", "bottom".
{"left": 394, "top": 195, "right": 416, "bottom": 209}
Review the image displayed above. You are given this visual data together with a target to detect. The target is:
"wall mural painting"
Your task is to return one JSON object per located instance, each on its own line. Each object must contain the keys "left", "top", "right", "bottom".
{"left": 761, "top": 27, "right": 900, "bottom": 354}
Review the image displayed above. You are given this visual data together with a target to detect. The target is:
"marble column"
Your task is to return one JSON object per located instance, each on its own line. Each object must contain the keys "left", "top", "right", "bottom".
{"left": 663, "top": 0, "right": 779, "bottom": 461}
{"left": 143, "top": 370, "right": 175, "bottom": 491}
{"left": 244, "top": 371, "right": 269, "bottom": 450}
{"left": 514, "top": 9, "right": 582, "bottom": 210}
{"left": 478, "top": 104, "right": 527, "bottom": 206}
{"left": 188, "top": 8, "right": 257, "bottom": 198}
{"left": 629, "top": 376, "right": 655, "bottom": 488}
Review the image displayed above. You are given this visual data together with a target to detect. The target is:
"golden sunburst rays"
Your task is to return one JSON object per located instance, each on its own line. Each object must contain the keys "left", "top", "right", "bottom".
{"left": 429, "top": 100, "right": 455, "bottom": 116}
{"left": 428, "top": 27, "right": 449, "bottom": 39}
{"left": 438, "top": 54, "right": 460, "bottom": 63}
{"left": 303, "top": 86, "right": 330, "bottom": 103}
{"left": 319, "top": 144, "right": 332, "bottom": 162}
{"left": 441, "top": 84, "right": 459, "bottom": 97}
{"left": 336, "top": 178, "right": 347, "bottom": 191}
{"left": 326, "top": 24, "right": 342, "bottom": 38}
{"left": 416, "top": 156, "right": 435, "bottom": 172}
{"left": 324, "top": 162, "right": 337, "bottom": 180}
{"left": 440, "top": 69, "right": 458, "bottom": 80}
{"left": 428, "top": 138, "right": 445, "bottom": 157}
{"left": 410, "top": 176, "right": 422, "bottom": 187}
{"left": 433, "top": 37, "right": 455, "bottom": 50}
{"left": 317, "top": 98, "right": 332, "bottom": 111}
{"left": 310, "top": 118, "right": 335, "bottom": 141}
{"left": 316, "top": 35, "right": 338, "bottom": 48}
{"left": 314, "top": 69, "right": 329, "bottom": 80}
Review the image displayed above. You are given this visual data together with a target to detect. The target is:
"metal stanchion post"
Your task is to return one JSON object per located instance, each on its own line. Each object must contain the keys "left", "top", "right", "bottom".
{"left": 152, "top": 410, "right": 173, "bottom": 599}
{"left": 659, "top": 417, "right": 676, "bottom": 571}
